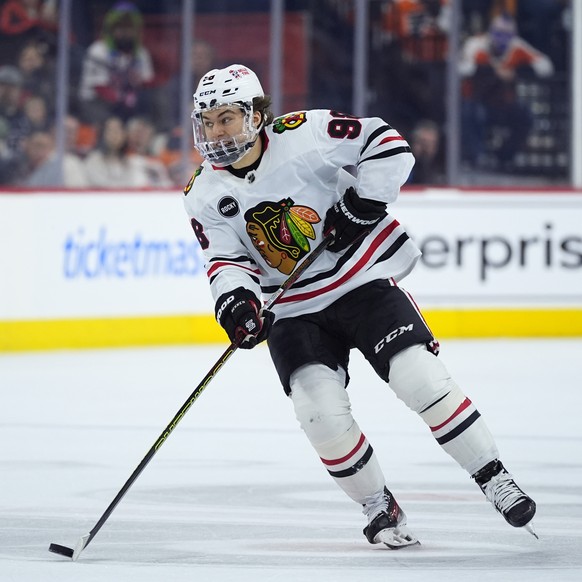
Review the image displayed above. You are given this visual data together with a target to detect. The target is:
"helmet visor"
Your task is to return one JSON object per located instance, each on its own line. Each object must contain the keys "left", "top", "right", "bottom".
{"left": 191, "top": 102, "right": 258, "bottom": 167}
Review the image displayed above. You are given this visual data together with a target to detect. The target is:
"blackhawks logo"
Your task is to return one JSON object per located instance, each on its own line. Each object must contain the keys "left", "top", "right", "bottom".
{"left": 272, "top": 112, "right": 307, "bottom": 134}
{"left": 244, "top": 198, "right": 320, "bottom": 274}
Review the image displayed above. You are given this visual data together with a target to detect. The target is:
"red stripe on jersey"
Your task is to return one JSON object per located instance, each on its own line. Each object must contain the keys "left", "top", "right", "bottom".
{"left": 430, "top": 398, "right": 472, "bottom": 432}
{"left": 207, "top": 261, "right": 261, "bottom": 278}
{"left": 278, "top": 221, "right": 400, "bottom": 303}
{"left": 378, "top": 135, "right": 404, "bottom": 145}
{"left": 320, "top": 432, "right": 366, "bottom": 466}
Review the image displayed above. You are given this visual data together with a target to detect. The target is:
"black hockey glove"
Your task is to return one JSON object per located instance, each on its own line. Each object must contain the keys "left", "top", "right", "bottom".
{"left": 215, "top": 287, "right": 274, "bottom": 349}
{"left": 323, "top": 187, "right": 387, "bottom": 252}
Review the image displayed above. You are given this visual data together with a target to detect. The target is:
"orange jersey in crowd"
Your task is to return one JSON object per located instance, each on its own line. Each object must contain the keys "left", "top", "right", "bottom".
{"left": 382, "top": 0, "right": 449, "bottom": 62}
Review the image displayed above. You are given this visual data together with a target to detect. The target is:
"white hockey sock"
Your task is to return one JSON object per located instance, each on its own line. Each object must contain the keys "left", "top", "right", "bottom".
{"left": 290, "top": 363, "right": 386, "bottom": 504}
{"left": 316, "top": 421, "right": 386, "bottom": 504}
{"left": 420, "top": 385, "right": 498, "bottom": 475}
{"left": 389, "top": 345, "right": 498, "bottom": 475}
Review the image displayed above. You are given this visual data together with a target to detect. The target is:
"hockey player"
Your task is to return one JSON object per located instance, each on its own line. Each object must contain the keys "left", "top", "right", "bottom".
{"left": 183, "top": 64, "right": 537, "bottom": 548}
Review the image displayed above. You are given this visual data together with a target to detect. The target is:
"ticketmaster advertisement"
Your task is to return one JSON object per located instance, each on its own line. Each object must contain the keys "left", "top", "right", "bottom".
{"left": 0, "top": 193, "right": 213, "bottom": 320}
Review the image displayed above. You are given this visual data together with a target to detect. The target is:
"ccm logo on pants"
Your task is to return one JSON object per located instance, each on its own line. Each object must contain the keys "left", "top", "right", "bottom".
{"left": 374, "top": 324, "right": 414, "bottom": 354}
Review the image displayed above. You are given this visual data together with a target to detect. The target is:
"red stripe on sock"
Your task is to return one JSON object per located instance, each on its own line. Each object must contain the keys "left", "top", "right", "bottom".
{"left": 430, "top": 398, "right": 472, "bottom": 432}
{"left": 320, "top": 432, "right": 366, "bottom": 466}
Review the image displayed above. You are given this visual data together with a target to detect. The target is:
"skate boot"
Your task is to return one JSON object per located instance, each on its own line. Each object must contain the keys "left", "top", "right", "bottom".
{"left": 362, "top": 487, "right": 420, "bottom": 549}
{"left": 473, "top": 459, "right": 538, "bottom": 538}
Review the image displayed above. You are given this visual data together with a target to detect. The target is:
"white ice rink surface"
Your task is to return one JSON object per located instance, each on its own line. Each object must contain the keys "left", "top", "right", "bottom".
{"left": 1, "top": 339, "right": 581, "bottom": 581}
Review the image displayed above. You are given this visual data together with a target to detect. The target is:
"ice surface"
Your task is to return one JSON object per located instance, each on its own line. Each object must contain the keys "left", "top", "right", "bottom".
{"left": 1, "top": 339, "right": 581, "bottom": 581}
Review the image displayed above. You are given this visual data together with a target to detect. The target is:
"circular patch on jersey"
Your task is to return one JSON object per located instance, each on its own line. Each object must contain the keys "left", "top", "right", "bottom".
{"left": 218, "top": 196, "right": 240, "bottom": 218}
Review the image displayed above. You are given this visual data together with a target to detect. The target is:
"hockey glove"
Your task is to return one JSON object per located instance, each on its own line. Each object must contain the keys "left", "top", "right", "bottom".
{"left": 215, "top": 287, "right": 274, "bottom": 349}
{"left": 323, "top": 187, "right": 387, "bottom": 252}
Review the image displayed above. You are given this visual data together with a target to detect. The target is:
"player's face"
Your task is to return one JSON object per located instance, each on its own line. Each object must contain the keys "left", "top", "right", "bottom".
{"left": 201, "top": 106, "right": 245, "bottom": 142}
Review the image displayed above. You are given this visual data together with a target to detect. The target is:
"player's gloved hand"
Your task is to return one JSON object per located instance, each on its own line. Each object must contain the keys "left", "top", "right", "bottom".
{"left": 323, "top": 187, "right": 387, "bottom": 252}
{"left": 215, "top": 287, "right": 274, "bottom": 349}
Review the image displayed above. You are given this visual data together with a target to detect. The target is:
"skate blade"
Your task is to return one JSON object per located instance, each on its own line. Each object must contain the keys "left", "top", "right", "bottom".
{"left": 376, "top": 525, "right": 421, "bottom": 549}
{"left": 523, "top": 521, "right": 539, "bottom": 539}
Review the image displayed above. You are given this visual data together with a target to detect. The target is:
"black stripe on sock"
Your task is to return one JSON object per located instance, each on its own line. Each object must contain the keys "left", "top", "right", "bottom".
{"left": 327, "top": 444, "right": 374, "bottom": 478}
{"left": 435, "top": 410, "right": 481, "bottom": 445}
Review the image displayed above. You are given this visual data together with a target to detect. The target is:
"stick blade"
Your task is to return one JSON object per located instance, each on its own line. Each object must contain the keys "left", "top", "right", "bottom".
{"left": 48, "top": 543, "right": 74, "bottom": 559}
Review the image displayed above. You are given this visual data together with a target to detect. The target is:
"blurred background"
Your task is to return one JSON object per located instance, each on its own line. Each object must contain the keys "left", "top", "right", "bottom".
{"left": 0, "top": 0, "right": 576, "bottom": 189}
{"left": 0, "top": 0, "right": 580, "bottom": 351}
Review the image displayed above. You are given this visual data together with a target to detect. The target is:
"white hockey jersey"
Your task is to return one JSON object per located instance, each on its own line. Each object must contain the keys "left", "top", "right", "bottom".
{"left": 183, "top": 109, "right": 421, "bottom": 320}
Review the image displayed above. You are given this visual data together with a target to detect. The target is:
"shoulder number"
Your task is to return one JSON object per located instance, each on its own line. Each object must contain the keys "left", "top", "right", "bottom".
{"left": 327, "top": 110, "right": 362, "bottom": 140}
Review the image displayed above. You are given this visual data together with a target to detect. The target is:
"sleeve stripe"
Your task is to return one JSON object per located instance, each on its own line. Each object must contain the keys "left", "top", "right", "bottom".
{"left": 359, "top": 124, "right": 393, "bottom": 156}
{"left": 378, "top": 135, "right": 405, "bottom": 145}
{"left": 358, "top": 145, "right": 412, "bottom": 165}
{"left": 207, "top": 261, "right": 261, "bottom": 279}
{"left": 208, "top": 255, "right": 257, "bottom": 265}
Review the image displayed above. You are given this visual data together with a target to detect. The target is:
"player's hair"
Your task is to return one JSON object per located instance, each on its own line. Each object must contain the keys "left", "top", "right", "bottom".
{"left": 253, "top": 95, "right": 274, "bottom": 126}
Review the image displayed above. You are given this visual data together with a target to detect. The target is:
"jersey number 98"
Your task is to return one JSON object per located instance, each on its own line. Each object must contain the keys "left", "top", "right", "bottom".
{"left": 327, "top": 111, "right": 362, "bottom": 140}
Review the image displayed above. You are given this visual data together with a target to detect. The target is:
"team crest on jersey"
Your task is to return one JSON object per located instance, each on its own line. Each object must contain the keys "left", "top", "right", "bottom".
{"left": 244, "top": 198, "right": 320, "bottom": 275}
{"left": 183, "top": 167, "right": 202, "bottom": 195}
{"left": 272, "top": 112, "right": 307, "bottom": 134}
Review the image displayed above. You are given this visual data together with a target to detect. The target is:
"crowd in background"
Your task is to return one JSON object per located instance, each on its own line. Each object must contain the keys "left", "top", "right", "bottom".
{"left": 0, "top": 0, "right": 572, "bottom": 189}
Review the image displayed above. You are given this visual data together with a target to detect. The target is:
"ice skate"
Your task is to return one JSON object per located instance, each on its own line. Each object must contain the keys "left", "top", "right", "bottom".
{"left": 362, "top": 487, "right": 420, "bottom": 549}
{"left": 473, "top": 460, "right": 538, "bottom": 538}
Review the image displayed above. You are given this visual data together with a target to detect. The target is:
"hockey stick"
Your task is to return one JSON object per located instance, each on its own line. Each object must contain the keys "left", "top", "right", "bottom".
{"left": 48, "top": 233, "right": 333, "bottom": 561}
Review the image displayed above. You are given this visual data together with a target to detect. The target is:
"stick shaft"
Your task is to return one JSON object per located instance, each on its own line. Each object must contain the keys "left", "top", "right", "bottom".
{"left": 78, "top": 234, "right": 332, "bottom": 553}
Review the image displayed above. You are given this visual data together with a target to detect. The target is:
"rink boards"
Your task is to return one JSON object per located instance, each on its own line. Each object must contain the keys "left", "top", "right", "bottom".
{"left": 1, "top": 189, "right": 581, "bottom": 350}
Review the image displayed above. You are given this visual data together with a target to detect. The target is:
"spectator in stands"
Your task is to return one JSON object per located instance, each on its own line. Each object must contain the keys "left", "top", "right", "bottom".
{"left": 61, "top": 114, "right": 89, "bottom": 187}
{"left": 18, "top": 129, "right": 55, "bottom": 185}
{"left": 17, "top": 128, "right": 88, "bottom": 187}
{"left": 158, "top": 40, "right": 217, "bottom": 184}
{"left": 64, "top": 114, "right": 85, "bottom": 158}
{"left": 0, "top": 116, "right": 18, "bottom": 183}
{"left": 84, "top": 115, "right": 162, "bottom": 188}
{"left": 162, "top": 38, "right": 218, "bottom": 131}
{"left": 17, "top": 41, "right": 55, "bottom": 109}
{"left": 0, "top": 65, "right": 29, "bottom": 160}
{"left": 126, "top": 115, "right": 157, "bottom": 156}
{"left": 382, "top": 0, "right": 450, "bottom": 63}
{"left": 374, "top": 0, "right": 450, "bottom": 134}
{"left": 406, "top": 119, "right": 444, "bottom": 185}
{"left": 22, "top": 93, "right": 50, "bottom": 132}
{"left": 126, "top": 115, "right": 171, "bottom": 187}
{"left": 78, "top": 1, "right": 155, "bottom": 125}
{"left": 157, "top": 125, "right": 202, "bottom": 188}
{"left": 459, "top": 12, "right": 554, "bottom": 169}
{"left": 0, "top": 0, "right": 58, "bottom": 65}
{"left": 516, "top": 0, "right": 569, "bottom": 74}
